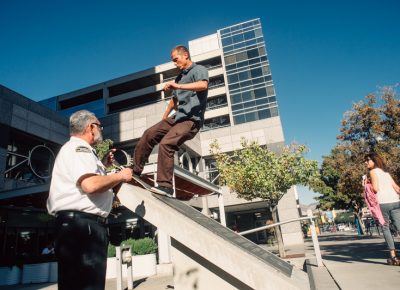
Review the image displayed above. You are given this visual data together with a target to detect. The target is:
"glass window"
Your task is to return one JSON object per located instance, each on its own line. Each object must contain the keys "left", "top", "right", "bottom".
{"left": 232, "top": 104, "right": 243, "bottom": 111}
{"left": 266, "top": 86, "right": 275, "bottom": 96}
{"left": 226, "top": 64, "right": 236, "bottom": 71}
{"left": 234, "top": 42, "right": 246, "bottom": 50}
{"left": 247, "top": 48, "right": 259, "bottom": 59}
{"left": 252, "top": 77, "right": 264, "bottom": 85}
{"left": 228, "top": 74, "right": 239, "bottom": 83}
{"left": 256, "top": 98, "right": 268, "bottom": 105}
{"left": 231, "top": 94, "right": 242, "bottom": 104}
{"left": 236, "top": 51, "right": 248, "bottom": 62}
{"left": 245, "top": 112, "right": 257, "bottom": 122}
{"left": 243, "top": 101, "right": 256, "bottom": 108}
{"left": 236, "top": 61, "right": 248, "bottom": 68}
{"left": 240, "top": 80, "right": 252, "bottom": 88}
{"left": 254, "top": 88, "right": 267, "bottom": 98}
{"left": 264, "top": 75, "right": 272, "bottom": 82}
{"left": 259, "top": 46, "right": 266, "bottom": 56}
{"left": 224, "top": 55, "right": 236, "bottom": 65}
{"left": 258, "top": 109, "right": 271, "bottom": 120}
{"left": 222, "top": 37, "right": 233, "bottom": 46}
{"left": 223, "top": 45, "right": 234, "bottom": 53}
{"left": 241, "top": 91, "right": 253, "bottom": 101}
{"left": 255, "top": 28, "right": 263, "bottom": 38}
{"left": 248, "top": 57, "right": 260, "bottom": 65}
{"left": 262, "top": 65, "right": 271, "bottom": 75}
{"left": 244, "top": 30, "right": 255, "bottom": 40}
{"left": 229, "top": 83, "right": 240, "bottom": 91}
{"left": 268, "top": 96, "right": 276, "bottom": 103}
{"left": 220, "top": 28, "right": 231, "bottom": 34}
{"left": 250, "top": 68, "right": 263, "bottom": 78}
{"left": 246, "top": 39, "right": 257, "bottom": 47}
{"left": 234, "top": 114, "right": 246, "bottom": 125}
{"left": 238, "top": 71, "right": 250, "bottom": 81}
{"left": 270, "top": 107, "right": 279, "bottom": 117}
{"left": 232, "top": 33, "right": 244, "bottom": 43}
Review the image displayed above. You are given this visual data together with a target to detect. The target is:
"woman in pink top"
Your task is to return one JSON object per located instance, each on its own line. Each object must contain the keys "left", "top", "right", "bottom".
{"left": 365, "top": 153, "right": 400, "bottom": 266}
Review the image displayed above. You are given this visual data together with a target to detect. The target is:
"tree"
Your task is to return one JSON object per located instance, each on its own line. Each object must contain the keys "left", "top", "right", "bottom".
{"left": 315, "top": 87, "right": 400, "bottom": 215}
{"left": 210, "top": 138, "right": 319, "bottom": 256}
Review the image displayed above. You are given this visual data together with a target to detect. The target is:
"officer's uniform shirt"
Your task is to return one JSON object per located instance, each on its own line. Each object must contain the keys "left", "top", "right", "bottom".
{"left": 47, "top": 136, "right": 113, "bottom": 218}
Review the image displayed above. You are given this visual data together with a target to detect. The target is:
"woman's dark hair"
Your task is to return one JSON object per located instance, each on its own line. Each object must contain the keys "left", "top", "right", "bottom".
{"left": 364, "top": 152, "right": 386, "bottom": 170}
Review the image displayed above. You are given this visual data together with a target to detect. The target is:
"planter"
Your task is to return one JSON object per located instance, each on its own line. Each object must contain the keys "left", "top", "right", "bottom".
{"left": 132, "top": 253, "right": 157, "bottom": 278}
{"left": 0, "top": 266, "right": 21, "bottom": 286}
{"left": 22, "top": 263, "right": 50, "bottom": 284}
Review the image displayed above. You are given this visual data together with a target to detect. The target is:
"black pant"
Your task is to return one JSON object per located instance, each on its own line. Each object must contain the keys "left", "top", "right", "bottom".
{"left": 55, "top": 211, "right": 109, "bottom": 290}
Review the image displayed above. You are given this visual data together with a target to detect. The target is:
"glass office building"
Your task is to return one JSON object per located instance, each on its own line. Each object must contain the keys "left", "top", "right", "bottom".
{"left": 220, "top": 19, "right": 278, "bottom": 125}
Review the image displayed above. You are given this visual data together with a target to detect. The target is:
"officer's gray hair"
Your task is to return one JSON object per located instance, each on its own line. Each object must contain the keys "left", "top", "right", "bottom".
{"left": 69, "top": 110, "right": 97, "bottom": 135}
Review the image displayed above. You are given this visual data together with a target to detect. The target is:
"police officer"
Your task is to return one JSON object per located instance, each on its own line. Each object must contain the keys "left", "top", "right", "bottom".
{"left": 47, "top": 110, "right": 132, "bottom": 290}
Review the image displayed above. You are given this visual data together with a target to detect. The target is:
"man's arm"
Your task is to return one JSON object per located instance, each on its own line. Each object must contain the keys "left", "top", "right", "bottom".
{"left": 163, "top": 80, "right": 208, "bottom": 92}
{"left": 162, "top": 97, "right": 178, "bottom": 120}
{"left": 79, "top": 168, "right": 132, "bottom": 194}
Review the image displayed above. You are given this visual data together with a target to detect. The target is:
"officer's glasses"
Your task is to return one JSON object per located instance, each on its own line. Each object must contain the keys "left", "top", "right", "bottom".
{"left": 91, "top": 123, "right": 103, "bottom": 131}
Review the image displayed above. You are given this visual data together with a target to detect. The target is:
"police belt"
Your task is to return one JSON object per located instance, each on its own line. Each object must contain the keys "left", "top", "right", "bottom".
{"left": 55, "top": 210, "right": 107, "bottom": 224}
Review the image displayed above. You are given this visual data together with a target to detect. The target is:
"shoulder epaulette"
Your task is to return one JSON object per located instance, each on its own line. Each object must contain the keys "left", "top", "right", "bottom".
{"left": 75, "top": 146, "right": 91, "bottom": 153}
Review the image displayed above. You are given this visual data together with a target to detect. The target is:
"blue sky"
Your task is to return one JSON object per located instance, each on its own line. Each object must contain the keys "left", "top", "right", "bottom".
{"left": 1, "top": 0, "right": 399, "bottom": 204}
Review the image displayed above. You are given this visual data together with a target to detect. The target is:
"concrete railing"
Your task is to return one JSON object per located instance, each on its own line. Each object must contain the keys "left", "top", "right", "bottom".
{"left": 118, "top": 183, "right": 310, "bottom": 290}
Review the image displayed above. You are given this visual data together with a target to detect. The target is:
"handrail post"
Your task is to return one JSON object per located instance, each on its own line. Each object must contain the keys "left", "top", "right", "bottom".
{"left": 307, "top": 209, "right": 323, "bottom": 267}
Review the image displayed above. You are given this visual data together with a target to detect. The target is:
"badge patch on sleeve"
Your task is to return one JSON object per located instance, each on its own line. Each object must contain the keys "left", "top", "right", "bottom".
{"left": 75, "top": 146, "right": 91, "bottom": 153}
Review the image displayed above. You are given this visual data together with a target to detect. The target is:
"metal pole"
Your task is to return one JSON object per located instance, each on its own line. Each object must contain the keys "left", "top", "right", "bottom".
{"left": 116, "top": 246, "right": 122, "bottom": 290}
{"left": 239, "top": 216, "right": 316, "bottom": 236}
{"left": 307, "top": 209, "right": 323, "bottom": 267}
{"left": 218, "top": 187, "right": 227, "bottom": 226}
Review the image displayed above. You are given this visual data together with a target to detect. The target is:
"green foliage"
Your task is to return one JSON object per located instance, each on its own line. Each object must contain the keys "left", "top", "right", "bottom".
{"left": 107, "top": 243, "right": 116, "bottom": 257}
{"left": 315, "top": 87, "right": 400, "bottom": 211}
{"left": 209, "top": 138, "right": 319, "bottom": 202}
{"left": 121, "top": 238, "right": 158, "bottom": 256}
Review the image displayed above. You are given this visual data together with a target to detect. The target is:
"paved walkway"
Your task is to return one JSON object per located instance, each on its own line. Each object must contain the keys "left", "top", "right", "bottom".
{"left": 312, "top": 232, "right": 400, "bottom": 290}
{"left": 2, "top": 231, "right": 399, "bottom": 290}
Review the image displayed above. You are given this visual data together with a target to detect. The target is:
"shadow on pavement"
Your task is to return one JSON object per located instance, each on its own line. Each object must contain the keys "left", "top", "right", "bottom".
{"left": 306, "top": 234, "right": 389, "bottom": 265}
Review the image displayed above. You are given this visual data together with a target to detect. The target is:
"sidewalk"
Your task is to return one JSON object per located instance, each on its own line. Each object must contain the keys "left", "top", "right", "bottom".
{"left": 2, "top": 232, "right": 399, "bottom": 290}
{"left": 0, "top": 274, "right": 173, "bottom": 290}
{"left": 307, "top": 232, "right": 400, "bottom": 290}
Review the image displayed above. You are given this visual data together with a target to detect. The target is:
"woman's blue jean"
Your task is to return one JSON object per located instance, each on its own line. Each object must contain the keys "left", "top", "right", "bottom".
{"left": 380, "top": 201, "right": 400, "bottom": 250}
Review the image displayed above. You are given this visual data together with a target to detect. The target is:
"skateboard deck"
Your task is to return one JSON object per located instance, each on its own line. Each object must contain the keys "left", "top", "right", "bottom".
{"left": 132, "top": 175, "right": 173, "bottom": 197}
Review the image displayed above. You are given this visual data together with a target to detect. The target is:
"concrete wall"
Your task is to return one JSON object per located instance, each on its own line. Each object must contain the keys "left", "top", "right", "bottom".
{"left": 278, "top": 186, "right": 304, "bottom": 247}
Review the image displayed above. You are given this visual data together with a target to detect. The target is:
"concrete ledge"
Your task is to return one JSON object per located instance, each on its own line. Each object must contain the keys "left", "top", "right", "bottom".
{"left": 118, "top": 183, "right": 310, "bottom": 290}
{"left": 305, "top": 259, "right": 339, "bottom": 290}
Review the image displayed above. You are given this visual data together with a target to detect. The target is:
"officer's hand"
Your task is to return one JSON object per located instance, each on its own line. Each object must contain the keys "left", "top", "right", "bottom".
{"left": 118, "top": 168, "right": 133, "bottom": 182}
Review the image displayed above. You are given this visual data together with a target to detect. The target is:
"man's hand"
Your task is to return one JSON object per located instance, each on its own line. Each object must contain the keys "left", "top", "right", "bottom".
{"left": 163, "top": 81, "right": 180, "bottom": 91}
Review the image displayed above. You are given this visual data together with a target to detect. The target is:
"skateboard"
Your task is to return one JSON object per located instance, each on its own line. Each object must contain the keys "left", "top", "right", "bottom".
{"left": 131, "top": 175, "right": 174, "bottom": 198}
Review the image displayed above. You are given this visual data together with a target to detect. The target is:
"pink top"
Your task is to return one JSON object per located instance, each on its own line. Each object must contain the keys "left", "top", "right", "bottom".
{"left": 364, "top": 183, "right": 386, "bottom": 225}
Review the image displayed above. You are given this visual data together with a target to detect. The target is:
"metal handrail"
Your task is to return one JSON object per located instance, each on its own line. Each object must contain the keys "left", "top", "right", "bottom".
{"left": 239, "top": 212, "right": 323, "bottom": 267}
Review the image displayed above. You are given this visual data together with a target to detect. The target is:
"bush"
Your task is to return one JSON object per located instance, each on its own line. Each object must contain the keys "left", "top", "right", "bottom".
{"left": 107, "top": 244, "right": 116, "bottom": 257}
{"left": 121, "top": 238, "right": 157, "bottom": 256}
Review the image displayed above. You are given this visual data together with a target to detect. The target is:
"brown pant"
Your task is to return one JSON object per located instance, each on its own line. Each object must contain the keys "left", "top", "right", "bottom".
{"left": 132, "top": 117, "right": 199, "bottom": 188}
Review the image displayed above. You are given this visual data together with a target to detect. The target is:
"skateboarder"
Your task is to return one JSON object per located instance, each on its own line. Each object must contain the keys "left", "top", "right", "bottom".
{"left": 131, "top": 45, "right": 209, "bottom": 196}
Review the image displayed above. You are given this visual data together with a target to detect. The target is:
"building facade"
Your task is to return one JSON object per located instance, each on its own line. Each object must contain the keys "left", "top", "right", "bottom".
{"left": 0, "top": 19, "right": 303, "bottom": 262}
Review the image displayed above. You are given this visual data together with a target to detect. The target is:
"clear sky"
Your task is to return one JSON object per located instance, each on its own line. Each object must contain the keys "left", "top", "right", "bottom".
{"left": 1, "top": 0, "right": 399, "bottom": 204}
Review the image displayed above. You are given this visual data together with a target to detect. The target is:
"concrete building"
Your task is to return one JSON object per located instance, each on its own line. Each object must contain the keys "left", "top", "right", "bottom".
{"left": 0, "top": 19, "right": 303, "bottom": 262}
